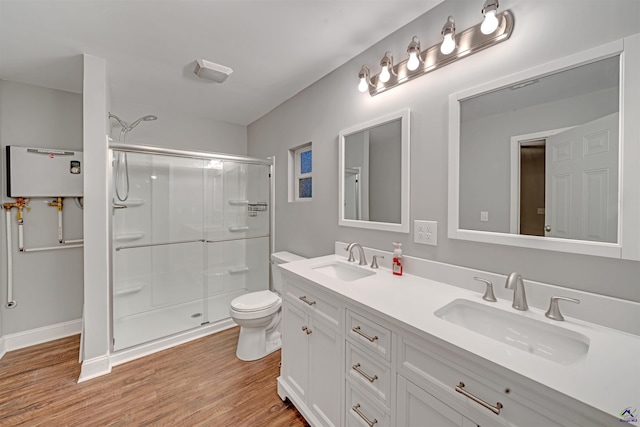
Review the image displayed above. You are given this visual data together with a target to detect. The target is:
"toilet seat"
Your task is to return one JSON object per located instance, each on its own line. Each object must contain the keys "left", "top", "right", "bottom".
{"left": 231, "top": 290, "right": 280, "bottom": 312}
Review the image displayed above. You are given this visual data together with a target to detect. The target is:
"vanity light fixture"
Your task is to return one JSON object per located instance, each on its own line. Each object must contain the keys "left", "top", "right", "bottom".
{"left": 481, "top": 0, "right": 500, "bottom": 34}
{"left": 358, "top": 65, "right": 372, "bottom": 93}
{"left": 356, "top": 2, "right": 514, "bottom": 96}
{"left": 379, "top": 52, "right": 395, "bottom": 83}
{"left": 440, "top": 16, "right": 456, "bottom": 55}
{"left": 406, "top": 36, "right": 422, "bottom": 71}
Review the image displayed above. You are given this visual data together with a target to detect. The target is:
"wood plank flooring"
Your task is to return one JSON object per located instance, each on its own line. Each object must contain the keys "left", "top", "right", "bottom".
{"left": 0, "top": 327, "right": 308, "bottom": 426}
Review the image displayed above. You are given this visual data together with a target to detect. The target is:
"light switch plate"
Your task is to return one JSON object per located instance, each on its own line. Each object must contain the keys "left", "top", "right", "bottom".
{"left": 414, "top": 220, "right": 437, "bottom": 245}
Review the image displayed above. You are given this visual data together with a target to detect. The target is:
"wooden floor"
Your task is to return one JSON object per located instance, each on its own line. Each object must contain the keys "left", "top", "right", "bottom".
{"left": 0, "top": 327, "right": 308, "bottom": 426}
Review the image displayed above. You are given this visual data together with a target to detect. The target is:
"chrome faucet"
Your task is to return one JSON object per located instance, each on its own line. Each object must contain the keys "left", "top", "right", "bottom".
{"left": 346, "top": 242, "right": 367, "bottom": 266}
{"left": 505, "top": 272, "right": 528, "bottom": 311}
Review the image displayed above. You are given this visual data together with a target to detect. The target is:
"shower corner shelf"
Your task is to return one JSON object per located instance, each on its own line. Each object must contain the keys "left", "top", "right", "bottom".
{"left": 114, "top": 232, "right": 145, "bottom": 242}
{"left": 228, "top": 226, "right": 249, "bottom": 232}
{"left": 115, "top": 284, "right": 145, "bottom": 296}
{"left": 120, "top": 199, "right": 146, "bottom": 207}
{"left": 228, "top": 200, "right": 249, "bottom": 206}
{"left": 228, "top": 265, "right": 249, "bottom": 274}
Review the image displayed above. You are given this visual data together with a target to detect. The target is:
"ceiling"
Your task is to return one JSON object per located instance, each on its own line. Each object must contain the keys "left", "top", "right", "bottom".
{"left": 0, "top": 0, "right": 444, "bottom": 126}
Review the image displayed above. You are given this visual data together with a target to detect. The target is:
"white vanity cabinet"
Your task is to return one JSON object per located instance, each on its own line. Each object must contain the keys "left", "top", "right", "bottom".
{"left": 344, "top": 309, "right": 393, "bottom": 426}
{"left": 278, "top": 258, "right": 628, "bottom": 427}
{"left": 397, "top": 375, "right": 478, "bottom": 427}
{"left": 279, "top": 277, "right": 342, "bottom": 427}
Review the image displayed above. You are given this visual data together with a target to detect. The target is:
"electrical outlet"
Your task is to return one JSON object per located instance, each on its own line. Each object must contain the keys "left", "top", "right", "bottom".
{"left": 414, "top": 220, "right": 437, "bottom": 245}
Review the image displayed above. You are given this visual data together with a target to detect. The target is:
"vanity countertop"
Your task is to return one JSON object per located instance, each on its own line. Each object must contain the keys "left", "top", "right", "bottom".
{"left": 280, "top": 254, "right": 640, "bottom": 421}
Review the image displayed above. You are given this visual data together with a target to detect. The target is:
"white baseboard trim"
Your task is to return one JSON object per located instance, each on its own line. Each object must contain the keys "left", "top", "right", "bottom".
{"left": 78, "top": 355, "right": 112, "bottom": 383}
{"left": 109, "top": 318, "right": 237, "bottom": 368}
{"left": 2, "top": 319, "right": 82, "bottom": 353}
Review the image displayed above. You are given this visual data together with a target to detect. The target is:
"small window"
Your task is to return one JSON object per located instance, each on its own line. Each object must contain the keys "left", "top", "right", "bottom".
{"left": 289, "top": 143, "right": 312, "bottom": 201}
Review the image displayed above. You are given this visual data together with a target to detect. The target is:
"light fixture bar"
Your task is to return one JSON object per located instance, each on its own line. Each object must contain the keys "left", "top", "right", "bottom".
{"left": 365, "top": 10, "right": 514, "bottom": 96}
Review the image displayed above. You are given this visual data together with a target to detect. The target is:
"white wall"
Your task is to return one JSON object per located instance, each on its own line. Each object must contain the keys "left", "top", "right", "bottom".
{"left": 0, "top": 80, "right": 84, "bottom": 335}
{"left": 247, "top": 0, "right": 640, "bottom": 301}
{"left": 108, "top": 103, "right": 247, "bottom": 155}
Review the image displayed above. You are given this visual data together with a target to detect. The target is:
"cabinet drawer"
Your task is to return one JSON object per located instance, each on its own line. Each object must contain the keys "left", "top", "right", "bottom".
{"left": 285, "top": 279, "right": 341, "bottom": 329}
{"left": 346, "top": 310, "right": 391, "bottom": 361}
{"left": 346, "top": 342, "right": 391, "bottom": 408}
{"left": 346, "top": 381, "right": 391, "bottom": 427}
{"left": 397, "top": 335, "right": 577, "bottom": 427}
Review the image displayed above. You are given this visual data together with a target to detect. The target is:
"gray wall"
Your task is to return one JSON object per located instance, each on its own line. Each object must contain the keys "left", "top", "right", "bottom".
{"left": 0, "top": 80, "right": 84, "bottom": 335}
{"left": 247, "top": 0, "right": 640, "bottom": 302}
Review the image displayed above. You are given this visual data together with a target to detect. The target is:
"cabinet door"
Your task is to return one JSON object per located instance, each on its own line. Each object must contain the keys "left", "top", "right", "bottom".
{"left": 282, "top": 302, "right": 309, "bottom": 401}
{"left": 397, "top": 376, "right": 478, "bottom": 427}
{"left": 309, "top": 317, "right": 341, "bottom": 427}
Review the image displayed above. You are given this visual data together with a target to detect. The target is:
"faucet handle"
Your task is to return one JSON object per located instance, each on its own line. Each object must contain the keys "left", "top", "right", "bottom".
{"left": 370, "top": 255, "right": 384, "bottom": 269}
{"left": 545, "top": 296, "right": 580, "bottom": 321}
{"left": 473, "top": 277, "right": 497, "bottom": 302}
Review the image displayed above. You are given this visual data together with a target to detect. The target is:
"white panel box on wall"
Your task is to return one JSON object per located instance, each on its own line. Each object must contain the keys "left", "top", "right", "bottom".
{"left": 6, "top": 146, "right": 83, "bottom": 197}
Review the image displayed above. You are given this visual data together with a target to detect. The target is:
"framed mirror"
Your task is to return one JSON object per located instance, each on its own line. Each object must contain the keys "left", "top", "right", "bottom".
{"left": 339, "top": 109, "right": 410, "bottom": 232}
{"left": 448, "top": 35, "right": 640, "bottom": 260}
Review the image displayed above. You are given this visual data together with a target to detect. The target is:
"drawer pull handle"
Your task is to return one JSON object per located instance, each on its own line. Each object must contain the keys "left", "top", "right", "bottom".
{"left": 299, "top": 296, "right": 316, "bottom": 306}
{"left": 352, "top": 363, "right": 378, "bottom": 383}
{"left": 352, "top": 403, "right": 378, "bottom": 426}
{"left": 352, "top": 326, "right": 378, "bottom": 342}
{"left": 301, "top": 326, "right": 312, "bottom": 335}
{"left": 455, "top": 381, "right": 503, "bottom": 415}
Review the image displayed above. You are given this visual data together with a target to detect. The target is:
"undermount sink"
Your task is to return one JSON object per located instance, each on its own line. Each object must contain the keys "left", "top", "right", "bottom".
{"left": 312, "top": 261, "right": 376, "bottom": 282}
{"left": 435, "top": 299, "right": 590, "bottom": 364}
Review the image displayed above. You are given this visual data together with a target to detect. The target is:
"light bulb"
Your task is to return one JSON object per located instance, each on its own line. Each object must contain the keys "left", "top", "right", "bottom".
{"left": 407, "top": 52, "right": 420, "bottom": 71}
{"left": 358, "top": 77, "right": 368, "bottom": 92}
{"left": 379, "top": 65, "right": 391, "bottom": 83}
{"left": 481, "top": 10, "right": 499, "bottom": 34}
{"left": 441, "top": 33, "right": 455, "bottom": 55}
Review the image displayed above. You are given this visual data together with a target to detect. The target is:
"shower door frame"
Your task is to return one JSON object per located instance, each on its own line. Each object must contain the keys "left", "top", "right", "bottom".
{"left": 108, "top": 143, "right": 274, "bottom": 354}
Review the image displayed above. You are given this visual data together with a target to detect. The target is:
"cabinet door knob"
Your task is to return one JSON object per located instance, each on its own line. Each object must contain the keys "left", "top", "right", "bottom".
{"left": 545, "top": 225, "right": 551, "bottom": 232}
{"left": 301, "top": 326, "right": 312, "bottom": 334}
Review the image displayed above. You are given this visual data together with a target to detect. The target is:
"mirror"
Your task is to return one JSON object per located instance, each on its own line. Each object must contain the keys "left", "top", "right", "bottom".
{"left": 339, "top": 109, "right": 410, "bottom": 232}
{"left": 448, "top": 35, "right": 640, "bottom": 260}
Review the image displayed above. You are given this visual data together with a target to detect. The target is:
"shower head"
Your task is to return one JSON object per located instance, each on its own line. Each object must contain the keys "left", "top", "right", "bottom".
{"left": 109, "top": 113, "right": 158, "bottom": 131}
{"left": 129, "top": 115, "right": 158, "bottom": 129}
{"left": 108, "top": 113, "right": 127, "bottom": 129}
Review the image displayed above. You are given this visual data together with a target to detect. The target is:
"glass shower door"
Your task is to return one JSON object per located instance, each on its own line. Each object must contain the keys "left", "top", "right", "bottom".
{"left": 112, "top": 151, "right": 206, "bottom": 351}
{"left": 204, "top": 162, "right": 271, "bottom": 323}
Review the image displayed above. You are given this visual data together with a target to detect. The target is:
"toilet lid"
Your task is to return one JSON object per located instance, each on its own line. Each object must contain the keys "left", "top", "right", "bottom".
{"left": 231, "top": 290, "right": 280, "bottom": 312}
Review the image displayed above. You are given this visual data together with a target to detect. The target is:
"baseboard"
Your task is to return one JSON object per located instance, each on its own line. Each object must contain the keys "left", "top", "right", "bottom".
{"left": 109, "top": 318, "right": 237, "bottom": 368}
{"left": 77, "top": 355, "right": 112, "bottom": 383}
{"left": 2, "top": 319, "right": 82, "bottom": 353}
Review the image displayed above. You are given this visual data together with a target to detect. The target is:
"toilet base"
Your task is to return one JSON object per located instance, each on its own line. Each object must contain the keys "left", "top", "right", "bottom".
{"left": 236, "top": 327, "right": 281, "bottom": 361}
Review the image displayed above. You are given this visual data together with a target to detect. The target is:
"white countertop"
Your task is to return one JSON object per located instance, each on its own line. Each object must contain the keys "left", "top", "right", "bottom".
{"left": 280, "top": 254, "right": 640, "bottom": 421}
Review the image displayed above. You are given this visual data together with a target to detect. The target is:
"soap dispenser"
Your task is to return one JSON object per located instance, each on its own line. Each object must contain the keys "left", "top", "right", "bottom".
{"left": 392, "top": 242, "right": 403, "bottom": 276}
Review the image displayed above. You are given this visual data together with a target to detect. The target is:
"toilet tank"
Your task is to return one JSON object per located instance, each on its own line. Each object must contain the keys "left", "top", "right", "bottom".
{"left": 271, "top": 251, "right": 306, "bottom": 293}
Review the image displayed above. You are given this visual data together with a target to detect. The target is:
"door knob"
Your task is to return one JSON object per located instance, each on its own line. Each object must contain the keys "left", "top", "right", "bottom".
{"left": 545, "top": 225, "right": 551, "bottom": 232}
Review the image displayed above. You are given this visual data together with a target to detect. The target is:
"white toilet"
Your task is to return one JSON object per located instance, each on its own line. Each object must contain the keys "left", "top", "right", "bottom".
{"left": 230, "top": 251, "right": 306, "bottom": 361}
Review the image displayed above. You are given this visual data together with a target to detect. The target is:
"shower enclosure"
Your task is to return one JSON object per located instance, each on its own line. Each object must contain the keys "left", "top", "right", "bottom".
{"left": 110, "top": 144, "right": 271, "bottom": 351}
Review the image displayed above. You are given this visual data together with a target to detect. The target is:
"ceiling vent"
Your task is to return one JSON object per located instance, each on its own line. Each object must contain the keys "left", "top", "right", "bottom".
{"left": 194, "top": 59, "right": 233, "bottom": 83}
